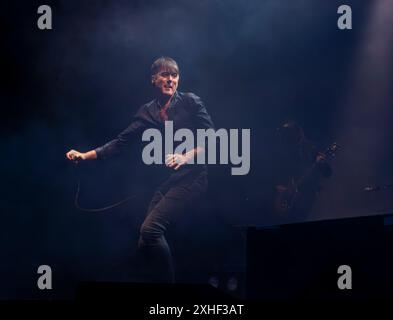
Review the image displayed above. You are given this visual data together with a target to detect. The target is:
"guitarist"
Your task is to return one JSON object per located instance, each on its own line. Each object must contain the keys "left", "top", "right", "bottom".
{"left": 273, "top": 121, "right": 332, "bottom": 221}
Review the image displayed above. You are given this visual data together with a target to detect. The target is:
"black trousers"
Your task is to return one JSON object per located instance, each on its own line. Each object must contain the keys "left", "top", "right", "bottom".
{"left": 137, "top": 169, "right": 208, "bottom": 283}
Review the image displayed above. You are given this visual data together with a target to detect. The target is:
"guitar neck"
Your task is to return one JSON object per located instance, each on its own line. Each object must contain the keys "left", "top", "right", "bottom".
{"left": 294, "top": 144, "right": 337, "bottom": 190}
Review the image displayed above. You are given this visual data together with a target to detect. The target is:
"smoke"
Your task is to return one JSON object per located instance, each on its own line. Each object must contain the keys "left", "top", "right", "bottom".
{"left": 3, "top": 0, "right": 389, "bottom": 298}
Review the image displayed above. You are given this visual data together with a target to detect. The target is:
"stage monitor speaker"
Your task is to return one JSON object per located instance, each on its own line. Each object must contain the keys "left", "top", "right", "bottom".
{"left": 246, "top": 215, "right": 393, "bottom": 300}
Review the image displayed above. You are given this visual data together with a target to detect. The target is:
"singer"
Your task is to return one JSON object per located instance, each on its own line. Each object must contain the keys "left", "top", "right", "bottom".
{"left": 66, "top": 57, "right": 215, "bottom": 282}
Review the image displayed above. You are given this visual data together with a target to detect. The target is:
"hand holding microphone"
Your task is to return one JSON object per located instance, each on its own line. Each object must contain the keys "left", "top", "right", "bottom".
{"left": 66, "top": 149, "right": 85, "bottom": 164}
{"left": 66, "top": 149, "right": 98, "bottom": 164}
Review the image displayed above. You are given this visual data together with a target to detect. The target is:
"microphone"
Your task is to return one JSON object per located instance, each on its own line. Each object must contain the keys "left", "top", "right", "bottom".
{"left": 70, "top": 154, "right": 83, "bottom": 164}
{"left": 364, "top": 184, "right": 393, "bottom": 192}
{"left": 364, "top": 185, "right": 380, "bottom": 192}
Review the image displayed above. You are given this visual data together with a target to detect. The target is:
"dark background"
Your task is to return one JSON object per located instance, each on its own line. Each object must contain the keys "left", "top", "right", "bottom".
{"left": 1, "top": 0, "right": 393, "bottom": 299}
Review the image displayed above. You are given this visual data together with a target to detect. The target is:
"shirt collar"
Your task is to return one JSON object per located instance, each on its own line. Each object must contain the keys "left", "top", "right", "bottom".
{"left": 156, "top": 90, "right": 178, "bottom": 109}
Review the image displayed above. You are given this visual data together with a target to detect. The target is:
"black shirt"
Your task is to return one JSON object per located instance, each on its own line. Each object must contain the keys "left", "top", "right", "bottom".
{"left": 95, "top": 91, "right": 215, "bottom": 183}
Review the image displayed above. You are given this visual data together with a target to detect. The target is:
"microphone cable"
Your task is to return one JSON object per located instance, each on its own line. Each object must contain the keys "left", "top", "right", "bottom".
{"left": 74, "top": 178, "right": 137, "bottom": 213}
{"left": 72, "top": 162, "right": 137, "bottom": 213}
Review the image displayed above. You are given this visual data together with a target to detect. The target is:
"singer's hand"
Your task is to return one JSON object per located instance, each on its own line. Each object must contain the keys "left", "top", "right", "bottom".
{"left": 66, "top": 149, "right": 86, "bottom": 164}
{"left": 165, "top": 153, "right": 190, "bottom": 170}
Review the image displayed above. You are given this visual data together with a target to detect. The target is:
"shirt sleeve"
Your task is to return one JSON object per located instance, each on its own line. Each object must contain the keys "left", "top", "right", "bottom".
{"left": 187, "top": 93, "right": 215, "bottom": 130}
{"left": 94, "top": 106, "right": 148, "bottom": 160}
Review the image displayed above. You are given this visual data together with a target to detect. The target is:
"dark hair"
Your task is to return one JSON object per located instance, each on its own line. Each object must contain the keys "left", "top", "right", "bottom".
{"left": 150, "top": 57, "right": 179, "bottom": 76}
{"left": 277, "top": 120, "right": 305, "bottom": 144}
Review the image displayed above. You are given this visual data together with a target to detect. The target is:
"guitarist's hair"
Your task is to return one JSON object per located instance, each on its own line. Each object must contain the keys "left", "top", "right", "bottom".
{"left": 278, "top": 120, "right": 305, "bottom": 144}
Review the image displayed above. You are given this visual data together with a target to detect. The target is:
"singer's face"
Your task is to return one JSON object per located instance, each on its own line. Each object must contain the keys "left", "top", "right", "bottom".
{"left": 152, "top": 67, "right": 179, "bottom": 97}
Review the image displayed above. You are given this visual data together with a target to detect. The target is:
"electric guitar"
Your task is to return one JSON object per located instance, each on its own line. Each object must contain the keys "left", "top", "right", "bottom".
{"left": 274, "top": 142, "right": 340, "bottom": 216}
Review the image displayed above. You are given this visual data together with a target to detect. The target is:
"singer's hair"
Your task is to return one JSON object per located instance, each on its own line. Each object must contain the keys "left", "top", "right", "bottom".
{"left": 151, "top": 57, "right": 179, "bottom": 76}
